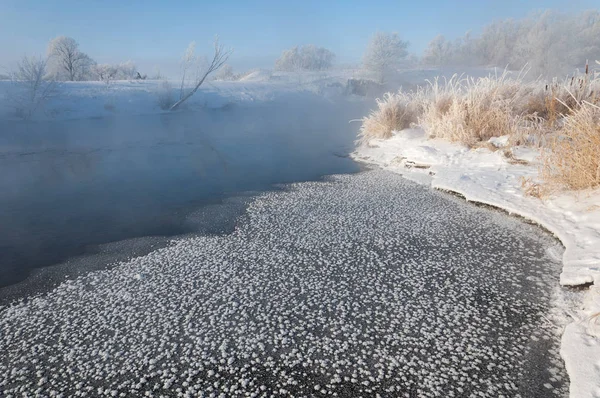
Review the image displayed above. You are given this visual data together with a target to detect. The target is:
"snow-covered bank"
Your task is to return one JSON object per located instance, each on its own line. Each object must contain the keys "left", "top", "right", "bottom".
{"left": 0, "top": 67, "right": 495, "bottom": 122}
{"left": 352, "top": 129, "right": 600, "bottom": 397}
{"left": 0, "top": 72, "right": 350, "bottom": 122}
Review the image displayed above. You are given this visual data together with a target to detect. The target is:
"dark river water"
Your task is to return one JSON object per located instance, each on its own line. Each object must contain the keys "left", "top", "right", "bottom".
{"left": 0, "top": 96, "right": 370, "bottom": 297}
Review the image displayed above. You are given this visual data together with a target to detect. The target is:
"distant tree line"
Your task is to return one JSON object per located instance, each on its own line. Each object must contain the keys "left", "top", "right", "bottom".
{"left": 421, "top": 10, "right": 600, "bottom": 76}
{"left": 275, "top": 45, "right": 336, "bottom": 72}
{"left": 272, "top": 36, "right": 412, "bottom": 83}
{"left": 270, "top": 10, "right": 600, "bottom": 81}
{"left": 6, "top": 34, "right": 232, "bottom": 117}
{"left": 45, "top": 36, "right": 145, "bottom": 82}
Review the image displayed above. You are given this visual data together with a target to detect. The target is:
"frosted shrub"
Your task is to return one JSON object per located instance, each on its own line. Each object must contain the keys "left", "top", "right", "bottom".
{"left": 92, "top": 61, "right": 139, "bottom": 84}
{"left": 9, "top": 55, "right": 55, "bottom": 119}
{"left": 363, "top": 32, "right": 409, "bottom": 83}
{"left": 518, "top": 66, "right": 600, "bottom": 149}
{"left": 358, "top": 91, "right": 422, "bottom": 144}
{"left": 118, "top": 60, "right": 137, "bottom": 80}
{"left": 541, "top": 102, "right": 600, "bottom": 190}
{"left": 275, "top": 45, "right": 335, "bottom": 72}
{"left": 415, "top": 73, "right": 530, "bottom": 146}
{"left": 92, "top": 64, "right": 119, "bottom": 84}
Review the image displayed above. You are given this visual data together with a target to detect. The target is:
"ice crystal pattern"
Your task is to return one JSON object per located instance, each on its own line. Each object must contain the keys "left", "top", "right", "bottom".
{"left": 0, "top": 170, "right": 567, "bottom": 397}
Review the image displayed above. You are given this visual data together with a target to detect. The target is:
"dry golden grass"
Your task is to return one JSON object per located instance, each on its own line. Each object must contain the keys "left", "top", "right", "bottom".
{"left": 540, "top": 101, "right": 600, "bottom": 190}
{"left": 525, "top": 68, "right": 600, "bottom": 123}
{"left": 520, "top": 177, "right": 542, "bottom": 198}
{"left": 507, "top": 114, "right": 555, "bottom": 148}
{"left": 357, "top": 92, "right": 422, "bottom": 144}
{"left": 523, "top": 90, "right": 548, "bottom": 118}
{"left": 419, "top": 74, "right": 523, "bottom": 147}
{"left": 471, "top": 141, "right": 499, "bottom": 152}
{"left": 358, "top": 63, "right": 600, "bottom": 193}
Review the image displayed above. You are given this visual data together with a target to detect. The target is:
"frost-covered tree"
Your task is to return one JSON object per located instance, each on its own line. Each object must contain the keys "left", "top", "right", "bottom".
{"left": 9, "top": 55, "right": 55, "bottom": 119}
{"left": 422, "top": 35, "right": 453, "bottom": 66}
{"left": 476, "top": 19, "right": 520, "bottom": 67}
{"left": 424, "top": 10, "right": 600, "bottom": 76}
{"left": 92, "top": 64, "right": 118, "bottom": 84}
{"left": 275, "top": 45, "right": 335, "bottom": 71}
{"left": 453, "top": 31, "right": 479, "bottom": 65}
{"left": 91, "top": 61, "right": 138, "bottom": 84}
{"left": 47, "top": 36, "right": 95, "bottom": 81}
{"left": 275, "top": 47, "right": 301, "bottom": 71}
{"left": 118, "top": 61, "right": 137, "bottom": 80}
{"left": 510, "top": 11, "right": 571, "bottom": 76}
{"left": 363, "top": 32, "right": 409, "bottom": 83}
{"left": 569, "top": 10, "right": 600, "bottom": 69}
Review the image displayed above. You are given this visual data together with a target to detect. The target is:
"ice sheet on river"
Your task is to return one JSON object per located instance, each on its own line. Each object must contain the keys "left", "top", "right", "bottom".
{"left": 0, "top": 170, "right": 568, "bottom": 397}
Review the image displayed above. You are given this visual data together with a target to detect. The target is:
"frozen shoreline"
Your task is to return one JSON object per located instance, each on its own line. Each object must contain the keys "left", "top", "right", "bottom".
{"left": 352, "top": 129, "right": 600, "bottom": 398}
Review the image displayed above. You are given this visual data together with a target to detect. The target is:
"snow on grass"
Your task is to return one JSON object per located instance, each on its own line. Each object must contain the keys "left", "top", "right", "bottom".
{"left": 541, "top": 102, "right": 600, "bottom": 191}
{"left": 358, "top": 69, "right": 600, "bottom": 153}
{"left": 353, "top": 128, "right": 600, "bottom": 397}
{"left": 357, "top": 92, "right": 422, "bottom": 144}
{"left": 418, "top": 73, "right": 528, "bottom": 146}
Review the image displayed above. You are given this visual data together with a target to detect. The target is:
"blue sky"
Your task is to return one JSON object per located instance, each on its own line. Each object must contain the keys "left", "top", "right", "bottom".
{"left": 0, "top": 0, "right": 597, "bottom": 77}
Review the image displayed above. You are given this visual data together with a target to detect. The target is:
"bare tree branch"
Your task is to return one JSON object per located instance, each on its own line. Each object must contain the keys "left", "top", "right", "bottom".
{"left": 170, "top": 37, "right": 232, "bottom": 111}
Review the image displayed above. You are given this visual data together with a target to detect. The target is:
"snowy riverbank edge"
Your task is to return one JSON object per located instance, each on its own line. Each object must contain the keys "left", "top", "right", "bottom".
{"left": 352, "top": 129, "right": 600, "bottom": 398}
